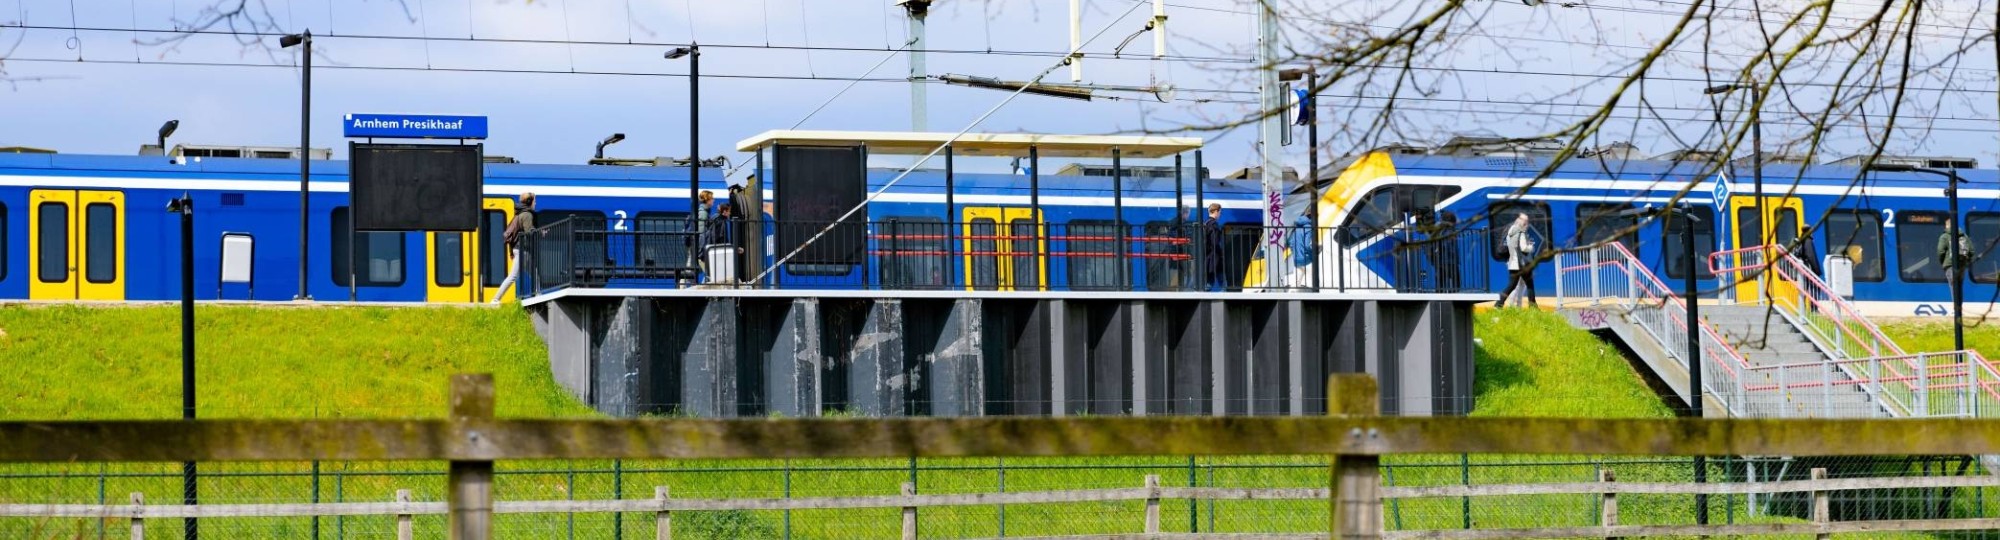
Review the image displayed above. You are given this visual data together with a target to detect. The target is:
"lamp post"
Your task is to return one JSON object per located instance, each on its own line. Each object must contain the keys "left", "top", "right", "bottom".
{"left": 167, "top": 193, "right": 197, "bottom": 540}
{"left": 1279, "top": 67, "right": 1319, "bottom": 291}
{"left": 157, "top": 120, "right": 179, "bottom": 163}
{"left": 1868, "top": 164, "right": 1968, "bottom": 352}
{"left": 595, "top": 133, "right": 626, "bottom": 160}
{"left": 666, "top": 46, "right": 700, "bottom": 219}
{"left": 1673, "top": 204, "right": 1708, "bottom": 524}
{"left": 280, "top": 31, "right": 313, "bottom": 301}
{"left": 1705, "top": 83, "right": 1764, "bottom": 252}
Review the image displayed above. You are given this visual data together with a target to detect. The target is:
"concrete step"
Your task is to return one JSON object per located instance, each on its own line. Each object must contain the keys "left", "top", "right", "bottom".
{"left": 1737, "top": 351, "right": 1842, "bottom": 369}
{"left": 1726, "top": 340, "right": 1823, "bottom": 354}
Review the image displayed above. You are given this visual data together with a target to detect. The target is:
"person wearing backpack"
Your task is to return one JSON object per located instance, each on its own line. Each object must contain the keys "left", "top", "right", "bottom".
{"left": 492, "top": 192, "right": 536, "bottom": 303}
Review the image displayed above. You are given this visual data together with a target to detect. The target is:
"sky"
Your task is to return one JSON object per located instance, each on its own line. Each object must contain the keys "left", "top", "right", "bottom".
{"left": 2, "top": 0, "right": 1998, "bottom": 179}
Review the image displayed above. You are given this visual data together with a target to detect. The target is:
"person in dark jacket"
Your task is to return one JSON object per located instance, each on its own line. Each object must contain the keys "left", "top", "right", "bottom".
{"left": 492, "top": 192, "right": 536, "bottom": 303}
{"left": 1203, "top": 203, "right": 1225, "bottom": 291}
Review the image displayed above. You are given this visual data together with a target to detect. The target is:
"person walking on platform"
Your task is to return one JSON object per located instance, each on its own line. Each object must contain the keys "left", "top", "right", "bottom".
{"left": 1287, "top": 213, "right": 1316, "bottom": 290}
{"left": 1498, "top": 213, "right": 1537, "bottom": 308}
{"left": 492, "top": 192, "right": 536, "bottom": 304}
{"left": 1203, "top": 203, "right": 1226, "bottom": 291}
{"left": 1940, "top": 220, "right": 1974, "bottom": 280}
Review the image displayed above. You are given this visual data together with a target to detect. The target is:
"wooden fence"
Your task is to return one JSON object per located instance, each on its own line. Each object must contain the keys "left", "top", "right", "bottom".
{"left": 8, "top": 374, "right": 2000, "bottom": 539}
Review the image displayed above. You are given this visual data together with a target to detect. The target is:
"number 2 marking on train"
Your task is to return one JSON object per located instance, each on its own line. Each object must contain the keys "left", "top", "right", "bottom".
{"left": 1882, "top": 208, "right": 1895, "bottom": 228}
{"left": 613, "top": 210, "right": 629, "bottom": 231}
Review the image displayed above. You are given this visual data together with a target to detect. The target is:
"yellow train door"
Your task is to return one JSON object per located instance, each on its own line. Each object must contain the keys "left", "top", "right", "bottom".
{"left": 29, "top": 190, "right": 124, "bottom": 301}
{"left": 1729, "top": 195, "right": 1806, "bottom": 304}
{"left": 962, "top": 207, "right": 1044, "bottom": 291}
{"left": 427, "top": 197, "right": 514, "bottom": 303}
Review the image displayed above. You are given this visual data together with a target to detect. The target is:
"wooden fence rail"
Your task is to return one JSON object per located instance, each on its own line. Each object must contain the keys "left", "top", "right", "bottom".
{"left": 9, "top": 470, "right": 2000, "bottom": 539}
{"left": 10, "top": 374, "right": 2000, "bottom": 539}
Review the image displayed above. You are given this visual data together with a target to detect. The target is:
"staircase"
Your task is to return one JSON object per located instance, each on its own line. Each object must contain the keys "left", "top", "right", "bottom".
{"left": 1553, "top": 243, "right": 1999, "bottom": 420}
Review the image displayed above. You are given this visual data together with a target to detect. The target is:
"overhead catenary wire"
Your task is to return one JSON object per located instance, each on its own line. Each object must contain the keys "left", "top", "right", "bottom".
{"left": 750, "top": 0, "right": 1151, "bottom": 284}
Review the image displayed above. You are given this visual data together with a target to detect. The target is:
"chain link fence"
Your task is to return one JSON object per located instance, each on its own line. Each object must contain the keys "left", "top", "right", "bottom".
{"left": 8, "top": 453, "right": 2000, "bottom": 539}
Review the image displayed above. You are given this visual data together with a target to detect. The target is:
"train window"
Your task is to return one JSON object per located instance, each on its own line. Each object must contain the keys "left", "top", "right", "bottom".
{"left": 1340, "top": 185, "right": 1463, "bottom": 246}
{"left": 969, "top": 218, "right": 1000, "bottom": 290}
{"left": 1968, "top": 213, "right": 2000, "bottom": 284}
{"left": 331, "top": 207, "right": 407, "bottom": 287}
{"left": 1663, "top": 206, "right": 1716, "bottom": 280}
{"left": 1339, "top": 187, "right": 1398, "bottom": 246}
{"left": 481, "top": 210, "right": 507, "bottom": 287}
{"left": 1144, "top": 220, "right": 1190, "bottom": 291}
{"left": 1896, "top": 211, "right": 1949, "bottom": 283}
{"left": 880, "top": 216, "right": 946, "bottom": 289}
{"left": 635, "top": 212, "right": 693, "bottom": 271}
{"left": 1010, "top": 218, "right": 1040, "bottom": 290}
{"left": 84, "top": 204, "right": 116, "bottom": 284}
{"left": 37, "top": 202, "right": 65, "bottom": 283}
{"left": 1066, "top": 220, "right": 1122, "bottom": 290}
{"left": 1485, "top": 202, "right": 1551, "bottom": 261}
{"left": 1735, "top": 208, "right": 1762, "bottom": 251}
{"left": 1575, "top": 204, "right": 1639, "bottom": 256}
{"left": 538, "top": 210, "right": 609, "bottom": 274}
{"left": 1826, "top": 210, "right": 1885, "bottom": 282}
{"left": 435, "top": 233, "right": 464, "bottom": 287}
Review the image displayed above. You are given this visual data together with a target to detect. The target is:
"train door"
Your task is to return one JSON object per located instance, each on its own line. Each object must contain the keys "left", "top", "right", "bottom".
{"left": 1729, "top": 195, "right": 1806, "bottom": 304}
{"left": 426, "top": 198, "right": 514, "bottom": 303}
{"left": 962, "top": 207, "right": 1044, "bottom": 291}
{"left": 29, "top": 190, "right": 124, "bottom": 301}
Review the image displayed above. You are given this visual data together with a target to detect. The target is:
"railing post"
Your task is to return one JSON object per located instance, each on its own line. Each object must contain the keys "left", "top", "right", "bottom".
{"left": 1964, "top": 355, "right": 1974, "bottom": 417}
{"left": 1599, "top": 470, "right": 1618, "bottom": 538}
{"left": 1328, "top": 374, "right": 1382, "bottom": 539}
{"left": 1822, "top": 356, "right": 1833, "bottom": 417}
{"left": 1811, "top": 468, "right": 1829, "bottom": 540}
{"left": 655, "top": 486, "right": 671, "bottom": 540}
{"left": 129, "top": 492, "right": 144, "bottom": 540}
{"left": 396, "top": 489, "right": 414, "bottom": 540}
{"left": 1589, "top": 248, "right": 1602, "bottom": 304}
{"left": 1144, "top": 474, "right": 1162, "bottom": 533}
{"left": 448, "top": 374, "right": 495, "bottom": 540}
{"left": 900, "top": 481, "right": 918, "bottom": 540}
{"left": 1918, "top": 354, "right": 1930, "bottom": 417}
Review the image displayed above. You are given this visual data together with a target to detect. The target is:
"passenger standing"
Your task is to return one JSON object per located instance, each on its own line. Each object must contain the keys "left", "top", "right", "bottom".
{"left": 1203, "top": 203, "right": 1225, "bottom": 291}
{"left": 684, "top": 190, "right": 716, "bottom": 285}
{"left": 492, "top": 192, "right": 536, "bottom": 304}
{"left": 1287, "top": 213, "right": 1316, "bottom": 290}
{"left": 1436, "top": 211, "right": 1462, "bottom": 291}
{"left": 1498, "top": 213, "right": 1537, "bottom": 308}
{"left": 1939, "top": 221, "right": 1973, "bottom": 280}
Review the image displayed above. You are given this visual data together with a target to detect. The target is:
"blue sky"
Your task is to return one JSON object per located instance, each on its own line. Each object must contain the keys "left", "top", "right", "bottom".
{"left": 2, "top": 0, "right": 1997, "bottom": 178}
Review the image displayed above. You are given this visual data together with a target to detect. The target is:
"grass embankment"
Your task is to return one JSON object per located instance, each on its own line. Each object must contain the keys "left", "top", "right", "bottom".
{"left": 1, "top": 306, "right": 1920, "bottom": 538}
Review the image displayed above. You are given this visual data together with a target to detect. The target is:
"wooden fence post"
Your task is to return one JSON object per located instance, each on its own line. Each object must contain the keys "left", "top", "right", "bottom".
{"left": 1144, "top": 475, "right": 1161, "bottom": 533}
{"left": 128, "top": 492, "right": 143, "bottom": 540}
{"left": 655, "top": 486, "right": 672, "bottom": 540}
{"left": 901, "top": 481, "right": 918, "bottom": 540}
{"left": 396, "top": 489, "right": 414, "bottom": 540}
{"left": 1328, "top": 374, "right": 1382, "bottom": 540}
{"left": 1599, "top": 470, "right": 1618, "bottom": 539}
{"left": 448, "top": 374, "right": 495, "bottom": 540}
{"left": 1811, "top": 468, "right": 1829, "bottom": 540}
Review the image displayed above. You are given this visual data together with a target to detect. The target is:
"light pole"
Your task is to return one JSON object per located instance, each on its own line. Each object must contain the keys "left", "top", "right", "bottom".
{"left": 167, "top": 193, "right": 197, "bottom": 540}
{"left": 157, "top": 120, "right": 179, "bottom": 163}
{"left": 1868, "top": 164, "right": 1968, "bottom": 352}
{"left": 1705, "top": 83, "right": 1764, "bottom": 251}
{"left": 281, "top": 31, "right": 313, "bottom": 301}
{"left": 1279, "top": 67, "right": 1320, "bottom": 291}
{"left": 1673, "top": 204, "right": 1708, "bottom": 524}
{"left": 595, "top": 133, "right": 626, "bottom": 160}
{"left": 666, "top": 46, "right": 700, "bottom": 220}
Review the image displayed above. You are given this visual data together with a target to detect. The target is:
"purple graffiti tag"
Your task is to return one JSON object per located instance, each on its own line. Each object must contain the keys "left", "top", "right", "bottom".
{"left": 1266, "top": 191, "right": 1286, "bottom": 246}
{"left": 1578, "top": 309, "right": 1609, "bottom": 329}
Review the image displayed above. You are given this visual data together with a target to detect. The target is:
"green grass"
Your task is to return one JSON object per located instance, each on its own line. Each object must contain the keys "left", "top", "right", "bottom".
{"left": 0, "top": 306, "right": 1964, "bottom": 538}
{"left": 0, "top": 304, "right": 589, "bottom": 420}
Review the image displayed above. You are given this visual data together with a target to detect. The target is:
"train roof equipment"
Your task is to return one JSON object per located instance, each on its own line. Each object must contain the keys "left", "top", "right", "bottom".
{"left": 735, "top": 130, "right": 1202, "bottom": 158}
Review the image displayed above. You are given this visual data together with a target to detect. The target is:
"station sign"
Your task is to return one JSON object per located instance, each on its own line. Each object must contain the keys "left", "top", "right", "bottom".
{"left": 1710, "top": 171, "right": 1731, "bottom": 209}
{"left": 343, "top": 113, "right": 488, "bottom": 139}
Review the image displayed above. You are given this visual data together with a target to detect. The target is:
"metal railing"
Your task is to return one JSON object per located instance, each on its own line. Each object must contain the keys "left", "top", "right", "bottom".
{"left": 522, "top": 218, "right": 1490, "bottom": 295}
{"left": 1554, "top": 243, "right": 1754, "bottom": 416}
{"left": 1709, "top": 245, "right": 2000, "bottom": 419}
